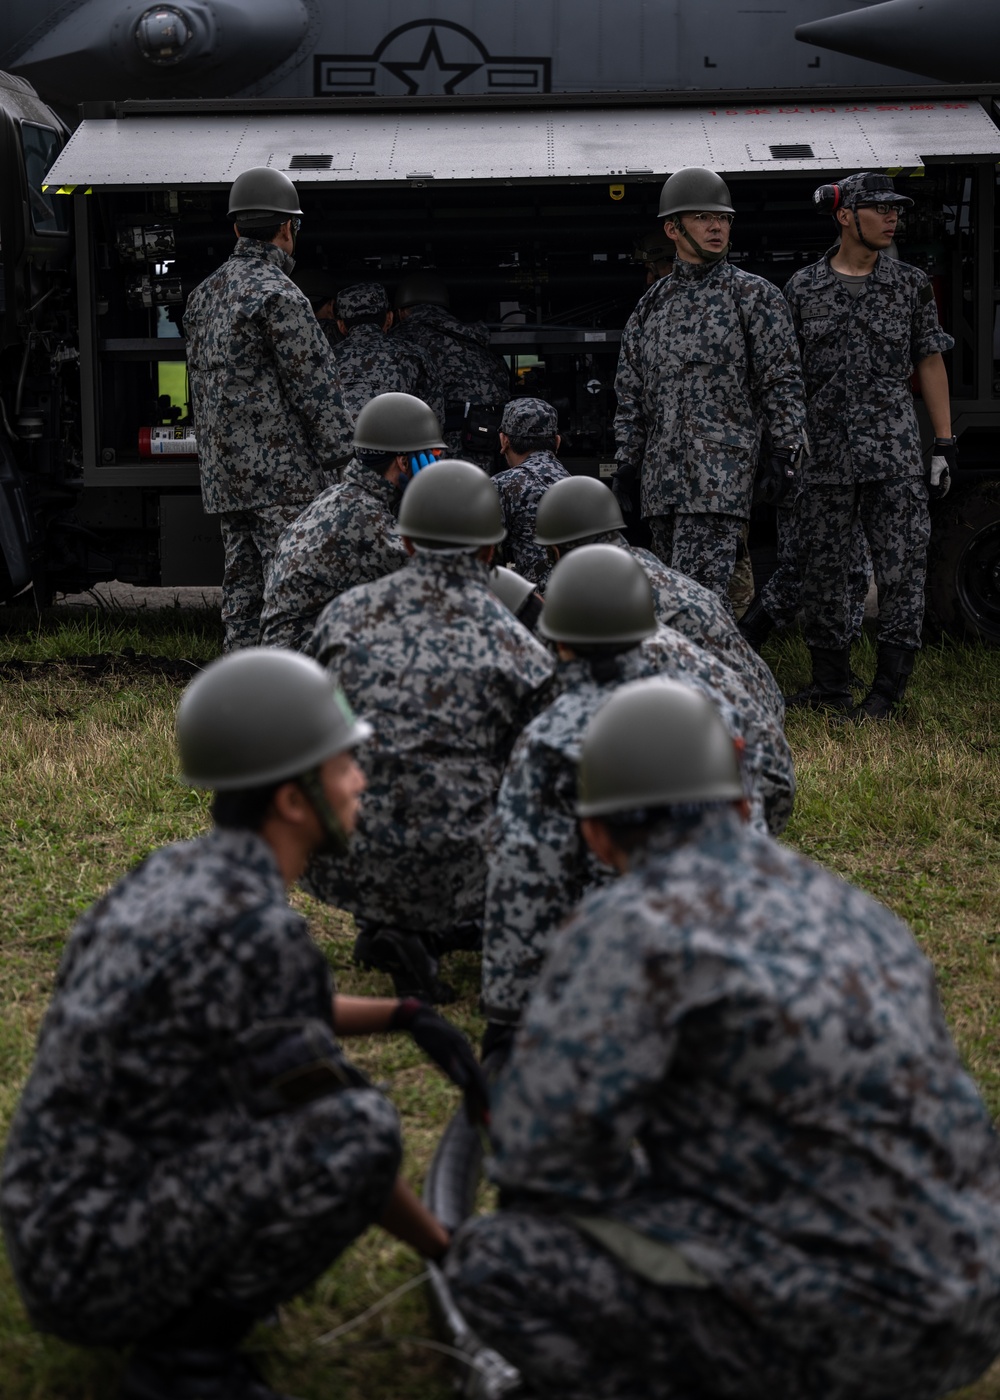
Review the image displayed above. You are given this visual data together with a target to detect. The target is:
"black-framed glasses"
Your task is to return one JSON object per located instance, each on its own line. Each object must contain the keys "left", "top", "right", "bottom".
{"left": 862, "top": 203, "right": 901, "bottom": 217}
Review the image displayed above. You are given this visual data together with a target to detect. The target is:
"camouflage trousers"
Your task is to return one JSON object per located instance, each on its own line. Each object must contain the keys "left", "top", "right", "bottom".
{"left": 447, "top": 1209, "right": 999, "bottom": 1400}
{"left": 218, "top": 503, "right": 308, "bottom": 652}
{"left": 447, "top": 1210, "right": 793, "bottom": 1400}
{"left": 798, "top": 479, "right": 930, "bottom": 651}
{"left": 760, "top": 492, "right": 871, "bottom": 638}
{"left": 13, "top": 1089, "right": 399, "bottom": 1346}
{"left": 647, "top": 513, "right": 743, "bottom": 618}
{"left": 727, "top": 522, "right": 755, "bottom": 620}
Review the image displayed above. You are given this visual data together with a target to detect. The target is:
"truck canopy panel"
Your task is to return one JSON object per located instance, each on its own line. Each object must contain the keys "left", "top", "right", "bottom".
{"left": 45, "top": 96, "right": 1000, "bottom": 190}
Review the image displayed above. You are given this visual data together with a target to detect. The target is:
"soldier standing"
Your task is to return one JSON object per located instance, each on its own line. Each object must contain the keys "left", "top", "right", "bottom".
{"left": 779, "top": 173, "right": 955, "bottom": 717}
{"left": 329, "top": 281, "right": 443, "bottom": 428}
{"left": 0, "top": 650, "right": 486, "bottom": 1400}
{"left": 393, "top": 273, "right": 509, "bottom": 468}
{"left": 492, "top": 397, "right": 570, "bottom": 586}
{"left": 261, "top": 393, "right": 444, "bottom": 652}
{"left": 184, "top": 169, "right": 351, "bottom": 652}
{"left": 305, "top": 459, "right": 554, "bottom": 1003}
{"left": 613, "top": 168, "right": 806, "bottom": 610}
{"left": 449, "top": 679, "right": 1000, "bottom": 1400}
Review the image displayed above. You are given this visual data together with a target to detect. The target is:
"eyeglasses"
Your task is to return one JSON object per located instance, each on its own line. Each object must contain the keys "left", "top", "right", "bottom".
{"left": 861, "top": 203, "right": 901, "bottom": 217}
{"left": 686, "top": 211, "right": 735, "bottom": 226}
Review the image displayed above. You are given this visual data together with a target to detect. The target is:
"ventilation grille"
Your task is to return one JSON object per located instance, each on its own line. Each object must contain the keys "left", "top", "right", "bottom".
{"left": 769, "top": 143, "right": 814, "bottom": 159}
{"left": 288, "top": 154, "right": 334, "bottom": 170}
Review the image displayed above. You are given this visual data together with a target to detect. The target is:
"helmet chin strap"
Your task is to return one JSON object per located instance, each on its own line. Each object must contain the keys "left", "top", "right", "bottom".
{"left": 296, "top": 768, "right": 350, "bottom": 857}
{"left": 851, "top": 208, "right": 883, "bottom": 253}
{"left": 675, "top": 217, "right": 730, "bottom": 265}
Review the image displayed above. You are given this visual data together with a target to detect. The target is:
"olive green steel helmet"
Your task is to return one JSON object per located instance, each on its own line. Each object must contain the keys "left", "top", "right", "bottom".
{"left": 534, "top": 475, "right": 625, "bottom": 546}
{"left": 658, "top": 168, "right": 735, "bottom": 220}
{"left": 576, "top": 677, "right": 744, "bottom": 817}
{"left": 177, "top": 649, "right": 370, "bottom": 791}
{"left": 228, "top": 168, "right": 304, "bottom": 225}
{"left": 395, "top": 272, "right": 450, "bottom": 310}
{"left": 488, "top": 565, "right": 537, "bottom": 615}
{"left": 353, "top": 393, "right": 446, "bottom": 453}
{"left": 539, "top": 544, "right": 656, "bottom": 645}
{"left": 396, "top": 458, "right": 506, "bottom": 547}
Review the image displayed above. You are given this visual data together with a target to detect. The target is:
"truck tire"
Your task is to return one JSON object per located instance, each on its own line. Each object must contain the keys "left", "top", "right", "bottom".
{"left": 926, "top": 479, "right": 1000, "bottom": 645}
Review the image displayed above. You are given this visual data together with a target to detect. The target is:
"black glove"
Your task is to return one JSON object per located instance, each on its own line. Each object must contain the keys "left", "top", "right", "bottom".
{"left": 754, "top": 447, "right": 798, "bottom": 507}
{"left": 928, "top": 437, "right": 957, "bottom": 501}
{"left": 391, "top": 998, "right": 490, "bottom": 1124}
{"left": 610, "top": 460, "right": 639, "bottom": 516}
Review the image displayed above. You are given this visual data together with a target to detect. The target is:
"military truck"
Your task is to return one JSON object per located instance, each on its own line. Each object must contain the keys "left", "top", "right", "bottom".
{"left": 2, "top": 76, "right": 1000, "bottom": 642}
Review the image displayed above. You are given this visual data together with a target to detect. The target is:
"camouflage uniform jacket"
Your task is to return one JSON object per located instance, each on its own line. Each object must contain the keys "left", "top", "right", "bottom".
{"left": 785, "top": 248, "right": 954, "bottom": 485}
{"left": 489, "top": 808, "right": 1000, "bottom": 1372}
{"left": 0, "top": 829, "right": 351, "bottom": 1299}
{"left": 305, "top": 550, "right": 554, "bottom": 933}
{"left": 184, "top": 239, "right": 351, "bottom": 513}
{"left": 393, "top": 305, "right": 509, "bottom": 455}
{"left": 260, "top": 458, "right": 407, "bottom": 651}
{"left": 629, "top": 541, "right": 785, "bottom": 724}
{"left": 614, "top": 257, "right": 806, "bottom": 520}
{"left": 642, "top": 623, "right": 794, "bottom": 835}
{"left": 482, "top": 651, "right": 762, "bottom": 1024}
{"left": 493, "top": 451, "right": 571, "bottom": 586}
{"left": 330, "top": 323, "right": 444, "bottom": 428}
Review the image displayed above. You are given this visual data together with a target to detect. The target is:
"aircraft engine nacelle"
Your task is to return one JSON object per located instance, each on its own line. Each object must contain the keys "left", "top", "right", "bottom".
{"left": 8, "top": 0, "right": 310, "bottom": 106}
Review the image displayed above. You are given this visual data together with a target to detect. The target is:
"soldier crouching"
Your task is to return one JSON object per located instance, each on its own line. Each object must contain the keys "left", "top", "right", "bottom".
{"left": 1, "top": 650, "right": 485, "bottom": 1400}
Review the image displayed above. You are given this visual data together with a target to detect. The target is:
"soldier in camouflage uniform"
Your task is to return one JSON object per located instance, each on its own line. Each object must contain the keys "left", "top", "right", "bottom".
{"left": 184, "top": 169, "right": 352, "bottom": 652}
{"left": 613, "top": 169, "right": 806, "bottom": 610}
{"left": 779, "top": 173, "right": 956, "bottom": 717}
{"left": 481, "top": 547, "right": 769, "bottom": 1043}
{"left": 392, "top": 272, "right": 509, "bottom": 468}
{"left": 329, "top": 281, "right": 443, "bottom": 428}
{"left": 450, "top": 679, "right": 1000, "bottom": 1400}
{"left": 305, "top": 459, "right": 554, "bottom": 1003}
{"left": 492, "top": 397, "right": 570, "bottom": 586}
{"left": 535, "top": 474, "right": 786, "bottom": 727}
{"left": 260, "top": 393, "right": 444, "bottom": 651}
{"left": 0, "top": 650, "right": 487, "bottom": 1400}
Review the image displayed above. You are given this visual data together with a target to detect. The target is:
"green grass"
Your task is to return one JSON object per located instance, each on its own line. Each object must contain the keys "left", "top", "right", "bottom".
{"left": 1, "top": 608, "right": 999, "bottom": 1396}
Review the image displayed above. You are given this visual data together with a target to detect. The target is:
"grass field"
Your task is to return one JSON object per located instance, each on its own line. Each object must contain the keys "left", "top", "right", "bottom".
{"left": 1, "top": 604, "right": 998, "bottom": 1398}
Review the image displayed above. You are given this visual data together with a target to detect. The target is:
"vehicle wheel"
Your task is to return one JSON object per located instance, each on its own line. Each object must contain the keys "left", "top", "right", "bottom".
{"left": 925, "top": 479, "right": 1000, "bottom": 645}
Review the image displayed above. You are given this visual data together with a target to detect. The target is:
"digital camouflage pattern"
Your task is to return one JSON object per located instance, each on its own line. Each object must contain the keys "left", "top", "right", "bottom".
{"left": 641, "top": 624, "right": 794, "bottom": 835}
{"left": 799, "top": 479, "right": 930, "bottom": 651}
{"left": 500, "top": 397, "right": 559, "bottom": 441}
{"left": 481, "top": 650, "right": 766, "bottom": 1024}
{"left": 784, "top": 249, "right": 953, "bottom": 485}
{"left": 614, "top": 257, "right": 806, "bottom": 521}
{"left": 304, "top": 550, "right": 554, "bottom": 936}
{"left": 218, "top": 502, "right": 305, "bottom": 652}
{"left": 0, "top": 828, "right": 400, "bottom": 1344}
{"left": 647, "top": 509, "right": 746, "bottom": 607}
{"left": 453, "top": 807, "right": 1000, "bottom": 1400}
{"left": 758, "top": 492, "right": 871, "bottom": 639}
{"left": 184, "top": 239, "right": 351, "bottom": 513}
{"left": 629, "top": 541, "right": 785, "bottom": 724}
{"left": 335, "top": 281, "right": 389, "bottom": 320}
{"left": 784, "top": 250, "right": 952, "bottom": 653}
{"left": 330, "top": 323, "right": 443, "bottom": 429}
{"left": 260, "top": 459, "right": 408, "bottom": 652}
{"left": 494, "top": 450, "right": 571, "bottom": 586}
{"left": 392, "top": 304, "right": 510, "bottom": 464}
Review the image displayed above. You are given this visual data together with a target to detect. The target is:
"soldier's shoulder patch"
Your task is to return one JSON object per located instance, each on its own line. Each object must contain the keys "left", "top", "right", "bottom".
{"left": 919, "top": 283, "right": 935, "bottom": 307}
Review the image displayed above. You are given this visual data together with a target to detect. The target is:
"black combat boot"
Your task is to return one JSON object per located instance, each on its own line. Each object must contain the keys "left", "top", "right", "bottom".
{"left": 738, "top": 594, "right": 776, "bottom": 653}
{"left": 784, "top": 646, "right": 855, "bottom": 714}
{"left": 353, "top": 924, "right": 456, "bottom": 1004}
{"left": 856, "top": 643, "right": 916, "bottom": 721}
